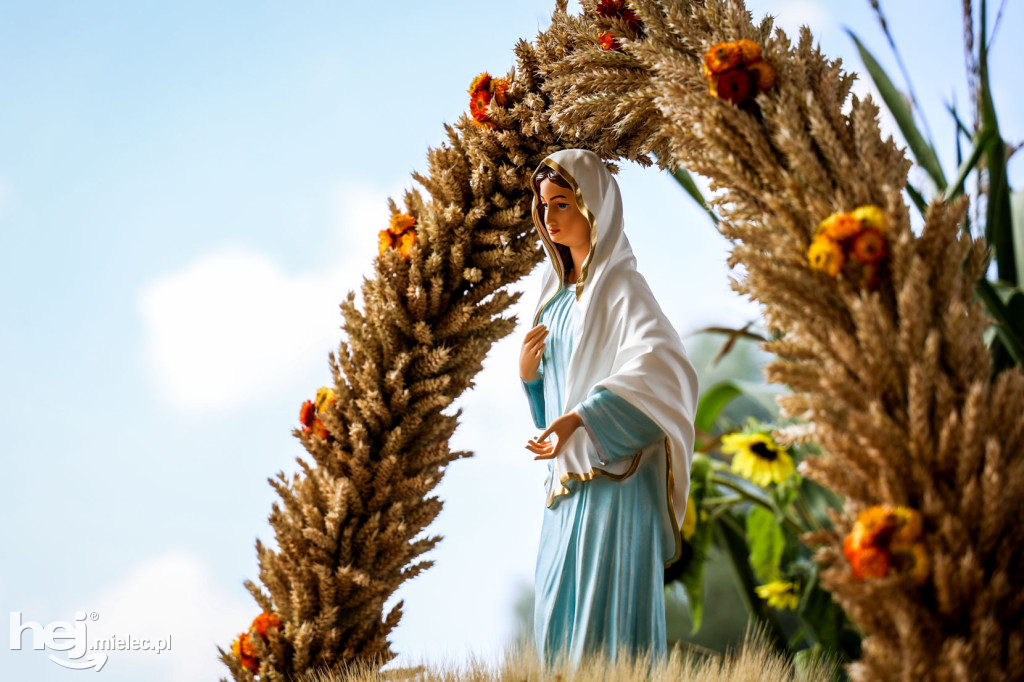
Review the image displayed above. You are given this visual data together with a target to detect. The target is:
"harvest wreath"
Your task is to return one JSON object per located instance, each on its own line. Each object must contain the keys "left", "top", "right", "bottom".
{"left": 218, "top": 1, "right": 1024, "bottom": 680}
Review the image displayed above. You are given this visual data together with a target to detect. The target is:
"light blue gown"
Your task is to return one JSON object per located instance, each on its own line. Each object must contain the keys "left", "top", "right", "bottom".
{"left": 521, "top": 282, "right": 668, "bottom": 669}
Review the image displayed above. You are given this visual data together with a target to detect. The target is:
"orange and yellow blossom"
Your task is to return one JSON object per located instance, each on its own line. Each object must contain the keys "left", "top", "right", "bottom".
{"left": 231, "top": 632, "right": 259, "bottom": 673}
{"left": 703, "top": 39, "right": 776, "bottom": 106}
{"left": 843, "top": 505, "right": 929, "bottom": 585}
{"left": 378, "top": 212, "right": 418, "bottom": 259}
{"left": 808, "top": 205, "right": 889, "bottom": 287}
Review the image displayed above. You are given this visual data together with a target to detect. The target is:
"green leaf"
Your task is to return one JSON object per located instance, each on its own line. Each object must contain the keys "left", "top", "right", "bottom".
{"left": 906, "top": 182, "right": 927, "bottom": 216}
{"left": 976, "top": 278, "right": 1024, "bottom": 366}
{"left": 977, "top": 1, "right": 1017, "bottom": 287}
{"left": 694, "top": 381, "right": 743, "bottom": 433}
{"left": 670, "top": 166, "right": 720, "bottom": 225}
{"left": 678, "top": 517, "right": 714, "bottom": 633}
{"left": 746, "top": 506, "right": 785, "bottom": 583}
{"left": 943, "top": 126, "right": 995, "bottom": 202}
{"left": 848, "top": 30, "right": 948, "bottom": 190}
{"left": 713, "top": 516, "right": 789, "bottom": 654}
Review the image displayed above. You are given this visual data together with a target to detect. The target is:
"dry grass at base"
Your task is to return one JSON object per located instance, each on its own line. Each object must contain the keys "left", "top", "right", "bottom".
{"left": 300, "top": 624, "right": 837, "bottom": 682}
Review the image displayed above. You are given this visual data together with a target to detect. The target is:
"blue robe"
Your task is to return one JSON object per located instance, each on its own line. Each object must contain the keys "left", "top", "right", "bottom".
{"left": 521, "top": 282, "right": 668, "bottom": 668}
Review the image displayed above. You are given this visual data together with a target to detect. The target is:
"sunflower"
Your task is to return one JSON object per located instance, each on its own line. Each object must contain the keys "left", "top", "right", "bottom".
{"left": 722, "top": 432, "right": 795, "bottom": 487}
{"left": 755, "top": 580, "right": 800, "bottom": 611}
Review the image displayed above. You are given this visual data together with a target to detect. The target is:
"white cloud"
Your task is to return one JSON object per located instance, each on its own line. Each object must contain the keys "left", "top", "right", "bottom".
{"left": 139, "top": 180, "right": 404, "bottom": 414}
{"left": 69, "top": 551, "right": 254, "bottom": 681}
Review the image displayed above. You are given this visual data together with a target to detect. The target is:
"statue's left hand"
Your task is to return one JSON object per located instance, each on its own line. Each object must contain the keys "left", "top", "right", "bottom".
{"left": 526, "top": 412, "right": 582, "bottom": 460}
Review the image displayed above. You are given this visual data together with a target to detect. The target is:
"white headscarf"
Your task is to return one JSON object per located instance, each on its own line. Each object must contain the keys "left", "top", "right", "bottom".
{"left": 528, "top": 148, "right": 700, "bottom": 567}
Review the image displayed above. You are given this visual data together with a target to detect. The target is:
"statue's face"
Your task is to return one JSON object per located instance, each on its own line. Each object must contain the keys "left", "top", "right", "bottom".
{"left": 538, "top": 178, "right": 590, "bottom": 252}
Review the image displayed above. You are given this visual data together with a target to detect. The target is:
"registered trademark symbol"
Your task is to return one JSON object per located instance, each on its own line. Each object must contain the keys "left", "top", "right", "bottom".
{"left": 90, "top": 612, "right": 99, "bottom": 621}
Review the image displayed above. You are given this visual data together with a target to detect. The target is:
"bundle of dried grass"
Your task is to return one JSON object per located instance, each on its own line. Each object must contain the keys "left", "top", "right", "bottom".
{"left": 221, "top": 1, "right": 1024, "bottom": 680}
{"left": 299, "top": 622, "right": 836, "bottom": 682}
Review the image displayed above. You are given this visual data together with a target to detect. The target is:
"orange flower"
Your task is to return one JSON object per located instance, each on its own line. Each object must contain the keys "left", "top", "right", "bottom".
{"left": 843, "top": 536, "right": 890, "bottom": 578}
{"left": 704, "top": 42, "right": 743, "bottom": 75}
{"left": 818, "top": 212, "right": 862, "bottom": 241}
{"left": 843, "top": 505, "right": 929, "bottom": 585}
{"left": 468, "top": 71, "right": 491, "bottom": 95}
{"left": 299, "top": 400, "right": 316, "bottom": 429}
{"left": 712, "top": 68, "right": 757, "bottom": 105}
{"left": 378, "top": 228, "right": 393, "bottom": 256}
{"left": 231, "top": 632, "right": 259, "bottom": 673}
{"left": 746, "top": 59, "right": 777, "bottom": 91}
{"left": 252, "top": 612, "right": 281, "bottom": 641}
{"left": 810, "top": 205, "right": 889, "bottom": 286}
{"left": 389, "top": 212, "right": 416, "bottom": 235}
{"left": 469, "top": 89, "right": 494, "bottom": 128}
{"left": 379, "top": 212, "right": 418, "bottom": 259}
{"left": 398, "top": 229, "right": 417, "bottom": 258}
{"left": 598, "top": 30, "right": 620, "bottom": 51}
{"left": 703, "top": 40, "right": 775, "bottom": 105}
{"left": 850, "top": 227, "right": 887, "bottom": 264}
{"left": 735, "top": 38, "right": 762, "bottom": 63}
{"left": 491, "top": 78, "right": 509, "bottom": 107}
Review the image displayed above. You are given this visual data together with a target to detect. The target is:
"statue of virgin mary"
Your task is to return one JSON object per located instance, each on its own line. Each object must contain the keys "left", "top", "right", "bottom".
{"left": 519, "top": 148, "right": 700, "bottom": 668}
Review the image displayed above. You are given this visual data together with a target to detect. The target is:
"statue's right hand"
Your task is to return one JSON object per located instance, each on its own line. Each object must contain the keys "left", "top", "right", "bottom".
{"left": 519, "top": 323, "right": 548, "bottom": 382}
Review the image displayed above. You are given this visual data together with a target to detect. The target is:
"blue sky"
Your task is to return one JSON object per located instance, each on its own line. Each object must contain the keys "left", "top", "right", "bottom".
{"left": 1, "top": 1, "right": 1020, "bottom": 679}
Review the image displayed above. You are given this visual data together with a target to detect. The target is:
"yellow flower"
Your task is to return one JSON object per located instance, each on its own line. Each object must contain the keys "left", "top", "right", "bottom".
{"left": 851, "top": 204, "right": 887, "bottom": 232}
{"left": 315, "top": 387, "right": 336, "bottom": 412}
{"left": 722, "top": 432, "right": 795, "bottom": 487}
{"left": 681, "top": 494, "right": 697, "bottom": 542}
{"left": 755, "top": 580, "right": 800, "bottom": 611}
{"left": 807, "top": 235, "right": 844, "bottom": 277}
